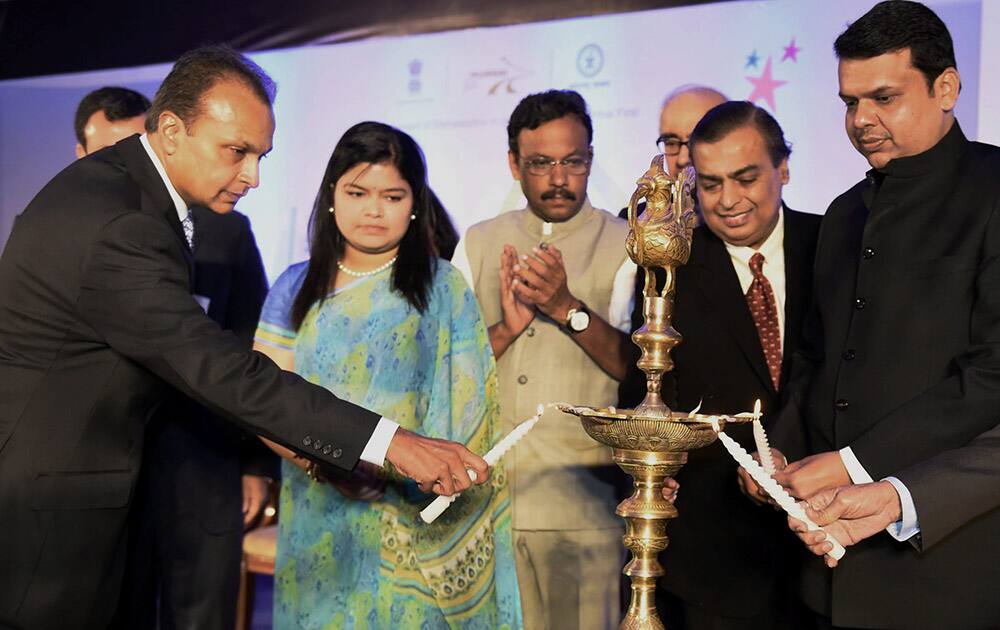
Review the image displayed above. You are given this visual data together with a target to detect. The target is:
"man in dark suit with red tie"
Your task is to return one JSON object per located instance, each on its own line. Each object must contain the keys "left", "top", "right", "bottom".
{"left": 620, "top": 101, "right": 820, "bottom": 629}
{"left": 0, "top": 46, "right": 487, "bottom": 630}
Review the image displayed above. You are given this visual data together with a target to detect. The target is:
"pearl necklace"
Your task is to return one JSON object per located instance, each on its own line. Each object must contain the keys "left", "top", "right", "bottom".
{"left": 337, "top": 255, "right": 398, "bottom": 277}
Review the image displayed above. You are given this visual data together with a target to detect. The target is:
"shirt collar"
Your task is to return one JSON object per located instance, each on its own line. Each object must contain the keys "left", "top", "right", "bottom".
{"left": 140, "top": 133, "right": 189, "bottom": 223}
{"left": 518, "top": 197, "right": 596, "bottom": 240}
{"left": 723, "top": 203, "right": 785, "bottom": 263}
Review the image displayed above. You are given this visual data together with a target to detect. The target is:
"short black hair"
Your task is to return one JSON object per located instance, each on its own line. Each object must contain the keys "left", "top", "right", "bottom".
{"left": 689, "top": 101, "right": 791, "bottom": 168}
{"left": 507, "top": 89, "right": 593, "bottom": 155}
{"left": 835, "top": 0, "right": 956, "bottom": 92}
{"left": 74, "top": 87, "right": 150, "bottom": 147}
{"left": 145, "top": 45, "right": 276, "bottom": 133}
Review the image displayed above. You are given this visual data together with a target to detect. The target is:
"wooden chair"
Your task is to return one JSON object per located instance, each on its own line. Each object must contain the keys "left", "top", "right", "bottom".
{"left": 235, "top": 486, "right": 279, "bottom": 630}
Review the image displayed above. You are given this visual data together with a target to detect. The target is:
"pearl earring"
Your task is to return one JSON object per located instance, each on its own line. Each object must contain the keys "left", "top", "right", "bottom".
{"left": 410, "top": 213, "right": 416, "bottom": 220}
{"left": 328, "top": 206, "right": 335, "bottom": 214}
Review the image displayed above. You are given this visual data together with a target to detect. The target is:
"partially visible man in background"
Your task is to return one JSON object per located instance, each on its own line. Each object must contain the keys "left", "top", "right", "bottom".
{"left": 73, "top": 87, "right": 149, "bottom": 158}
{"left": 618, "top": 84, "right": 726, "bottom": 407}
{"left": 656, "top": 85, "right": 728, "bottom": 177}
{"left": 74, "top": 85, "right": 275, "bottom": 630}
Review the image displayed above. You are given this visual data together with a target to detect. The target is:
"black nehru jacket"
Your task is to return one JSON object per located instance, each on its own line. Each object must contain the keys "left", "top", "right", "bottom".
{"left": 776, "top": 122, "right": 1000, "bottom": 629}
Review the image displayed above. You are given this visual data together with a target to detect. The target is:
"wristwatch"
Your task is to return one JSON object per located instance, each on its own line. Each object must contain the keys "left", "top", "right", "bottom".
{"left": 564, "top": 302, "right": 591, "bottom": 334}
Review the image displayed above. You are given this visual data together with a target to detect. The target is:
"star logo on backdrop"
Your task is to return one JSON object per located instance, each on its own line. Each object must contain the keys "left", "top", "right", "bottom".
{"left": 746, "top": 57, "right": 787, "bottom": 111}
{"left": 782, "top": 38, "right": 800, "bottom": 62}
{"left": 745, "top": 50, "right": 760, "bottom": 69}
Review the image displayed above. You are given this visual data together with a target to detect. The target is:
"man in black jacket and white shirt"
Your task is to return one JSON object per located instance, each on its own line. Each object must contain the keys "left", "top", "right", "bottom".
{"left": 742, "top": 3, "right": 1000, "bottom": 628}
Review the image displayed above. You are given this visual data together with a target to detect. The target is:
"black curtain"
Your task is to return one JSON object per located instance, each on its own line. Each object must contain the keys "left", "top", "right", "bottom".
{"left": 0, "top": 0, "right": 728, "bottom": 80}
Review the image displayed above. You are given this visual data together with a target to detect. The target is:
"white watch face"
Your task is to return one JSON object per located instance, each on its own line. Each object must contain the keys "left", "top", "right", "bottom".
{"left": 569, "top": 309, "right": 590, "bottom": 332}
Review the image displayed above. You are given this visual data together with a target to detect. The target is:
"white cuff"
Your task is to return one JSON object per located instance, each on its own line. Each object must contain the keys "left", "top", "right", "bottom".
{"left": 839, "top": 445, "right": 875, "bottom": 483}
{"left": 608, "top": 259, "right": 638, "bottom": 333}
{"left": 883, "top": 476, "right": 921, "bottom": 541}
{"left": 839, "top": 447, "right": 920, "bottom": 541}
{"left": 359, "top": 417, "right": 400, "bottom": 466}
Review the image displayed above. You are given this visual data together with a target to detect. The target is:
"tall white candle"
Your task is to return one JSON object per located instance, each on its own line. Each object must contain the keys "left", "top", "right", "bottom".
{"left": 712, "top": 420, "right": 846, "bottom": 561}
{"left": 420, "top": 404, "right": 545, "bottom": 523}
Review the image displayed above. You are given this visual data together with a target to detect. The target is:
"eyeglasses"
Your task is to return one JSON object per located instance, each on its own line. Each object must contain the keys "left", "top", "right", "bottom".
{"left": 520, "top": 156, "right": 591, "bottom": 176}
{"left": 656, "top": 134, "right": 690, "bottom": 156}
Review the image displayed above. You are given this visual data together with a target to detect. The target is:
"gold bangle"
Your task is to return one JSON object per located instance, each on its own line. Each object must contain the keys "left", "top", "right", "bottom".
{"left": 305, "top": 461, "right": 321, "bottom": 482}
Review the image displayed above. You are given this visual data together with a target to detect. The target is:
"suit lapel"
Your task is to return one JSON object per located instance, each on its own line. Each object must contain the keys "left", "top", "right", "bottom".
{"left": 116, "top": 135, "right": 195, "bottom": 279}
{"left": 689, "top": 228, "right": 775, "bottom": 394}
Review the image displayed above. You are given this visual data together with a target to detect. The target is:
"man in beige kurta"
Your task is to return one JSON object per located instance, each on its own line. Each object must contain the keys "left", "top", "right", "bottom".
{"left": 453, "top": 89, "right": 636, "bottom": 630}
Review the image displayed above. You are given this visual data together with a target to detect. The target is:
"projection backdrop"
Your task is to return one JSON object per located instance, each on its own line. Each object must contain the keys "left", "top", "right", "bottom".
{"left": 0, "top": 0, "right": 996, "bottom": 282}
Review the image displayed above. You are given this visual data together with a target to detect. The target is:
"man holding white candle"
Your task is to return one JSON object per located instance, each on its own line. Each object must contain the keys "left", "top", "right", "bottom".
{"left": 622, "top": 100, "right": 819, "bottom": 630}
{"left": 741, "top": 2, "right": 1000, "bottom": 628}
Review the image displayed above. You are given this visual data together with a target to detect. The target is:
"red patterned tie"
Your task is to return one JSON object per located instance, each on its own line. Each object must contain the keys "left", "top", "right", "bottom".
{"left": 746, "top": 252, "right": 781, "bottom": 389}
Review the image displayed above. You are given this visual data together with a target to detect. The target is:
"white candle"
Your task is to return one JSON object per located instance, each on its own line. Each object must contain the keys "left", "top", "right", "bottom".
{"left": 711, "top": 419, "right": 846, "bottom": 561}
{"left": 751, "top": 400, "right": 777, "bottom": 476}
{"left": 420, "top": 404, "right": 545, "bottom": 523}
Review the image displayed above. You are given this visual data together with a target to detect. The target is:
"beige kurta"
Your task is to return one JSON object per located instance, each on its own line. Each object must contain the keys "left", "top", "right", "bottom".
{"left": 462, "top": 201, "right": 629, "bottom": 628}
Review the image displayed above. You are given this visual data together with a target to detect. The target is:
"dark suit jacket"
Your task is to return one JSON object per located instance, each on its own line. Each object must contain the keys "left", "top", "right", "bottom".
{"left": 618, "top": 206, "right": 820, "bottom": 619}
{"left": 146, "top": 208, "right": 275, "bottom": 534}
{"left": 776, "top": 123, "right": 1000, "bottom": 629}
{"left": 114, "top": 209, "right": 275, "bottom": 630}
{"left": 0, "top": 135, "right": 379, "bottom": 630}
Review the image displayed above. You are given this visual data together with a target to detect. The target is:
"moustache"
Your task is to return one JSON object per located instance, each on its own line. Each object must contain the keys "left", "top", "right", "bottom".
{"left": 541, "top": 188, "right": 576, "bottom": 201}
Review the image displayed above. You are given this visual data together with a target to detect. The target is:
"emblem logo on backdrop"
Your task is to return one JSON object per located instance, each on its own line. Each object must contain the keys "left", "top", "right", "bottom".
{"left": 399, "top": 57, "right": 437, "bottom": 104}
{"left": 576, "top": 44, "right": 604, "bottom": 78}
{"left": 408, "top": 59, "right": 423, "bottom": 96}
{"left": 568, "top": 43, "right": 611, "bottom": 91}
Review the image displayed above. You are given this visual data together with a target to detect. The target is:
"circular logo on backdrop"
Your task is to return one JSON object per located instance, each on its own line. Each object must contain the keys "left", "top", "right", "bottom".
{"left": 576, "top": 44, "right": 604, "bottom": 78}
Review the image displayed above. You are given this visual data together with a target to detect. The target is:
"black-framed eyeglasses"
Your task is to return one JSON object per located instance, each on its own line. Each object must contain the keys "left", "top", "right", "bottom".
{"left": 656, "top": 134, "right": 690, "bottom": 156}
{"left": 520, "top": 156, "right": 591, "bottom": 176}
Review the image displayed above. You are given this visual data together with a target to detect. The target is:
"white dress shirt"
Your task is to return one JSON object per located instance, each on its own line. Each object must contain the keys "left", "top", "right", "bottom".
{"left": 840, "top": 447, "right": 920, "bottom": 541}
{"left": 139, "top": 134, "right": 398, "bottom": 466}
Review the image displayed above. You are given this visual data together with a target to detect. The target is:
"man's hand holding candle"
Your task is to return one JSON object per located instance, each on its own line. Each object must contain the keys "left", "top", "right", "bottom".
{"left": 789, "top": 481, "right": 903, "bottom": 568}
{"left": 737, "top": 447, "right": 789, "bottom": 507}
{"left": 773, "top": 451, "right": 852, "bottom": 500}
{"left": 385, "top": 428, "right": 489, "bottom": 496}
